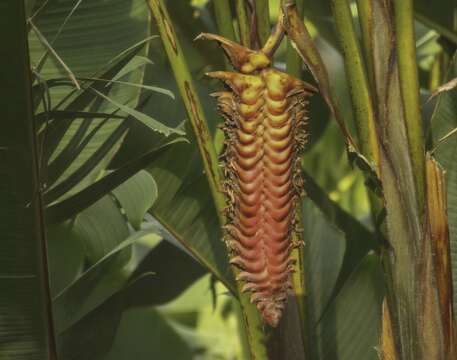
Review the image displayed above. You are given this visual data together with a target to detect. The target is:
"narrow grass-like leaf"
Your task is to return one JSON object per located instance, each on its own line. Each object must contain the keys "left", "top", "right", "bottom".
{"left": 42, "top": 43, "right": 142, "bottom": 165}
{"left": 45, "top": 98, "right": 113, "bottom": 186}
{"left": 81, "top": 78, "right": 174, "bottom": 99}
{"left": 35, "top": 110, "right": 125, "bottom": 126}
{"left": 44, "top": 121, "right": 129, "bottom": 204}
{"left": 112, "top": 55, "right": 154, "bottom": 82}
{"left": 30, "top": 21, "right": 80, "bottom": 90}
{"left": 92, "top": 89, "right": 182, "bottom": 136}
{"left": 33, "top": 0, "right": 83, "bottom": 75}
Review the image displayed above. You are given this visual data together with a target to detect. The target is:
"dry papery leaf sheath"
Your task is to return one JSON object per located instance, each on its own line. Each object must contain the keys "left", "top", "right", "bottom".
{"left": 197, "top": 22, "right": 316, "bottom": 327}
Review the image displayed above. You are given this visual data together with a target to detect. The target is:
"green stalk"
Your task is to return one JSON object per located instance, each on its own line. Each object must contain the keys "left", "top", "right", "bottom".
{"left": 393, "top": 0, "right": 425, "bottom": 212}
{"left": 281, "top": 2, "right": 310, "bottom": 356}
{"left": 0, "top": 1, "right": 57, "bottom": 359}
{"left": 212, "top": 0, "right": 235, "bottom": 151}
{"left": 332, "top": 0, "right": 383, "bottom": 234}
{"left": 331, "top": 0, "right": 379, "bottom": 169}
{"left": 285, "top": 0, "right": 304, "bottom": 78}
{"left": 368, "top": 0, "right": 449, "bottom": 357}
{"left": 147, "top": 1, "right": 268, "bottom": 358}
{"left": 254, "top": 0, "right": 271, "bottom": 46}
{"left": 236, "top": 0, "right": 251, "bottom": 47}
{"left": 284, "top": 2, "right": 308, "bottom": 347}
{"left": 147, "top": 0, "right": 224, "bottom": 212}
{"left": 355, "top": 0, "right": 375, "bottom": 91}
{"left": 213, "top": 0, "right": 236, "bottom": 41}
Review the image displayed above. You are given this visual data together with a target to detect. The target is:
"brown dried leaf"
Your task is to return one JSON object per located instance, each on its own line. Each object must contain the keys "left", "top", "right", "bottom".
{"left": 380, "top": 299, "right": 398, "bottom": 360}
{"left": 282, "top": 2, "right": 355, "bottom": 149}
{"left": 425, "top": 155, "right": 457, "bottom": 358}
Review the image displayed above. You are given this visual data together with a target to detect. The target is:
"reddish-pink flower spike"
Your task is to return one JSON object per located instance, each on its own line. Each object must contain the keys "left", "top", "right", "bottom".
{"left": 197, "top": 29, "right": 315, "bottom": 327}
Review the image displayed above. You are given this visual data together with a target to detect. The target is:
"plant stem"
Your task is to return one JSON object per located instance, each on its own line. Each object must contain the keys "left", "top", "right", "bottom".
{"left": 331, "top": 0, "right": 383, "bottom": 227}
{"left": 331, "top": 0, "right": 379, "bottom": 169}
{"left": 148, "top": 0, "right": 225, "bottom": 212}
{"left": 0, "top": 1, "right": 57, "bottom": 358}
{"left": 236, "top": 0, "right": 251, "bottom": 47}
{"left": 355, "top": 0, "right": 375, "bottom": 93}
{"left": 254, "top": 0, "right": 271, "bottom": 46}
{"left": 285, "top": 0, "right": 304, "bottom": 78}
{"left": 393, "top": 0, "right": 425, "bottom": 212}
{"left": 213, "top": 0, "right": 236, "bottom": 41}
{"left": 368, "top": 1, "right": 450, "bottom": 357}
{"left": 147, "top": 1, "right": 268, "bottom": 358}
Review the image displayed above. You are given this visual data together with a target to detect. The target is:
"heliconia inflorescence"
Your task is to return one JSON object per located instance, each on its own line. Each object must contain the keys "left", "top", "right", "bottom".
{"left": 197, "top": 24, "right": 315, "bottom": 327}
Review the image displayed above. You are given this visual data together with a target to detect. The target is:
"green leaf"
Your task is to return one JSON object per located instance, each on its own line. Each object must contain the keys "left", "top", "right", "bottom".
{"left": 80, "top": 77, "right": 175, "bottom": 99}
{"left": 71, "top": 195, "right": 130, "bottom": 264}
{"left": 53, "top": 230, "right": 160, "bottom": 335}
{"left": 92, "top": 89, "right": 184, "bottom": 136}
{"left": 44, "top": 120, "right": 130, "bottom": 204}
{"left": 312, "top": 254, "right": 384, "bottom": 360}
{"left": 30, "top": 20, "right": 81, "bottom": 90}
{"left": 302, "top": 172, "right": 377, "bottom": 291}
{"left": 431, "top": 53, "right": 457, "bottom": 314}
{"left": 0, "top": 1, "right": 56, "bottom": 358}
{"left": 35, "top": 110, "right": 126, "bottom": 126}
{"left": 148, "top": 141, "right": 234, "bottom": 292}
{"left": 46, "top": 137, "right": 186, "bottom": 223}
{"left": 415, "top": 0, "right": 457, "bottom": 44}
{"left": 116, "top": 32, "right": 234, "bottom": 290}
{"left": 112, "top": 170, "right": 158, "bottom": 230}
{"left": 127, "top": 239, "right": 207, "bottom": 307}
{"left": 47, "top": 222, "right": 85, "bottom": 296}
{"left": 103, "top": 307, "right": 193, "bottom": 360}
{"left": 302, "top": 199, "right": 346, "bottom": 326}
{"left": 57, "top": 273, "right": 155, "bottom": 360}
{"left": 55, "top": 230, "right": 205, "bottom": 359}
{"left": 30, "top": 0, "right": 151, "bottom": 203}
{"left": 112, "top": 55, "right": 154, "bottom": 82}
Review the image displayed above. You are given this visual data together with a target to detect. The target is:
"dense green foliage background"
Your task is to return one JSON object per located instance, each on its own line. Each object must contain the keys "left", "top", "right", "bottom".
{"left": 2, "top": 0, "right": 457, "bottom": 359}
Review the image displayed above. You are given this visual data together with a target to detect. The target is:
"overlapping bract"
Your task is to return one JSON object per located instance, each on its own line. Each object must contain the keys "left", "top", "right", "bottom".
{"left": 199, "top": 33, "right": 314, "bottom": 327}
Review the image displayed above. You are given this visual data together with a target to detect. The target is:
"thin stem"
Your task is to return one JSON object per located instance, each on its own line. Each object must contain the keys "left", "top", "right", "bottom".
{"left": 213, "top": 0, "right": 236, "bottom": 41}
{"left": 331, "top": 0, "right": 379, "bottom": 169}
{"left": 254, "top": 0, "right": 271, "bottom": 46}
{"left": 147, "top": 1, "right": 268, "bottom": 358}
{"left": 148, "top": 0, "right": 224, "bottom": 212}
{"left": 355, "top": 0, "right": 375, "bottom": 91}
{"left": 285, "top": 0, "right": 304, "bottom": 78}
{"left": 236, "top": 0, "right": 251, "bottom": 47}
{"left": 394, "top": 0, "right": 425, "bottom": 212}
